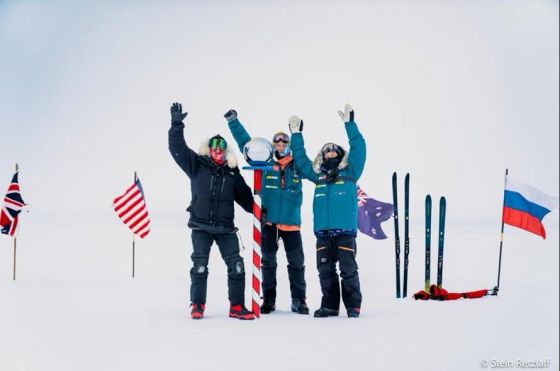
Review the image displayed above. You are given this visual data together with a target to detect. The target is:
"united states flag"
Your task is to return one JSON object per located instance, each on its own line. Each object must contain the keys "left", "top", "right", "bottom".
{"left": 112, "top": 177, "right": 151, "bottom": 238}
{"left": 1, "top": 171, "right": 26, "bottom": 237}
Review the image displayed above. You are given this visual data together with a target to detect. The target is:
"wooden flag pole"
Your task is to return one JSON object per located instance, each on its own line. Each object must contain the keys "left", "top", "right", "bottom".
{"left": 493, "top": 168, "right": 509, "bottom": 295}
{"left": 13, "top": 163, "right": 18, "bottom": 281}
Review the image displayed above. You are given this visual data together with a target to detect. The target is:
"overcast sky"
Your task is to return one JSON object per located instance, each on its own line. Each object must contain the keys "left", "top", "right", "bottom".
{"left": 0, "top": 0, "right": 558, "bottom": 231}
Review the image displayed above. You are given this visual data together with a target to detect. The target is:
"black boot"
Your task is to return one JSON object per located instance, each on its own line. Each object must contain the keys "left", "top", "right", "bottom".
{"left": 260, "top": 299, "right": 276, "bottom": 314}
{"left": 313, "top": 307, "right": 339, "bottom": 318}
{"left": 291, "top": 299, "right": 309, "bottom": 315}
{"left": 347, "top": 307, "right": 360, "bottom": 318}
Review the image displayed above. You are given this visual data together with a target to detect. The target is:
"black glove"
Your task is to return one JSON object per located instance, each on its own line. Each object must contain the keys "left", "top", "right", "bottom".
{"left": 224, "top": 109, "right": 238, "bottom": 122}
{"left": 170, "top": 102, "right": 188, "bottom": 123}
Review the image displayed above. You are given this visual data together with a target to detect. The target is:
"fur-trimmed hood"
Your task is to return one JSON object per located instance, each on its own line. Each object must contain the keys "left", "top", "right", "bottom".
{"left": 198, "top": 139, "right": 238, "bottom": 169}
{"left": 312, "top": 145, "right": 349, "bottom": 174}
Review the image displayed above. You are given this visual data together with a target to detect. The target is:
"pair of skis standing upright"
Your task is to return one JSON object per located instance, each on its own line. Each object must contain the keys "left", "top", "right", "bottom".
{"left": 424, "top": 194, "right": 446, "bottom": 292}
{"left": 392, "top": 172, "right": 446, "bottom": 298}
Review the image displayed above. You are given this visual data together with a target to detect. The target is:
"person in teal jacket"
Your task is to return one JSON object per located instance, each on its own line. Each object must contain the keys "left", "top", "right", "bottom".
{"left": 289, "top": 104, "right": 366, "bottom": 318}
{"left": 224, "top": 109, "right": 309, "bottom": 315}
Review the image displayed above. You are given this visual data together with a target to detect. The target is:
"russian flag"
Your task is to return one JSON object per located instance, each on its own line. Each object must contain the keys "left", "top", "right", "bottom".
{"left": 503, "top": 178, "right": 559, "bottom": 239}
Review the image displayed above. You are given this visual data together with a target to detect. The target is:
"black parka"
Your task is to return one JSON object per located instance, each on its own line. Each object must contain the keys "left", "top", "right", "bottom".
{"left": 169, "top": 122, "right": 253, "bottom": 234}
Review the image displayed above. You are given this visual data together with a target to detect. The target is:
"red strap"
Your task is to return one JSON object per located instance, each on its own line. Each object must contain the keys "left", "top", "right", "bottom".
{"left": 445, "top": 293, "right": 463, "bottom": 300}
{"left": 462, "top": 289, "right": 488, "bottom": 299}
{"left": 413, "top": 290, "right": 430, "bottom": 300}
{"left": 416, "top": 285, "right": 489, "bottom": 301}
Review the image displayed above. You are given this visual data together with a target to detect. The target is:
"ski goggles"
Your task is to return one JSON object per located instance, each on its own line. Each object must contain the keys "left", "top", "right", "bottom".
{"left": 209, "top": 138, "right": 227, "bottom": 150}
{"left": 272, "top": 132, "right": 290, "bottom": 144}
{"left": 321, "top": 143, "right": 340, "bottom": 154}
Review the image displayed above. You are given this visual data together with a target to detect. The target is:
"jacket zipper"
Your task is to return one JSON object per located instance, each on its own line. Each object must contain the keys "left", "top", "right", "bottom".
{"left": 277, "top": 168, "right": 283, "bottom": 221}
{"left": 217, "top": 176, "right": 225, "bottom": 217}
{"left": 326, "top": 182, "right": 330, "bottom": 229}
{"left": 210, "top": 175, "right": 215, "bottom": 224}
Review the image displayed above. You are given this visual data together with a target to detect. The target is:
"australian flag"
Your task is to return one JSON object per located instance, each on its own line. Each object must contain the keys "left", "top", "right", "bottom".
{"left": 1, "top": 171, "right": 26, "bottom": 237}
{"left": 357, "top": 186, "right": 393, "bottom": 240}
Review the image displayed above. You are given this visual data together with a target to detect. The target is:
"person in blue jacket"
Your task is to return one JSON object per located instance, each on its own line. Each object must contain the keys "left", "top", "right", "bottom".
{"left": 224, "top": 109, "right": 309, "bottom": 315}
{"left": 289, "top": 104, "right": 366, "bottom": 318}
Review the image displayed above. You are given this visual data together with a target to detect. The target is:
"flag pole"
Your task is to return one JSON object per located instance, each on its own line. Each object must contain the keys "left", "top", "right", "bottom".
{"left": 132, "top": 233, "right": 135, "bottom": 278}
{"left": 13, "top": 163, "right": 18, "bottom": 281}
{"left": 493, "top": 168, "right": 509, "bottom": 295}
{"left": 132, "top": 171, "right": 137, "bottom": 278}
{"left": 13, "top": 232, "right": 17, "bottom": 281}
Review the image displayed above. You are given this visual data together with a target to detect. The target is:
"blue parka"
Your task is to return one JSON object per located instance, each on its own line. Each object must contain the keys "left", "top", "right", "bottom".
{"left": 290, "top": 121, "right": 366, "bottom": 231}
{"left": 227, "top": 119, "right": 303, "bottom": 226}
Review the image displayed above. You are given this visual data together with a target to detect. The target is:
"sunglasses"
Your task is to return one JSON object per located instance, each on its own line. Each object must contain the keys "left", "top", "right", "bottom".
{"left": 210, "top": 138, "right": 227, "bottom": 150}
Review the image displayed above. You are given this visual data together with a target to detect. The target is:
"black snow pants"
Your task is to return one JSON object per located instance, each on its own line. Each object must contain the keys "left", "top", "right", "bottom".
{"left": 315, "top": 233, "right": 362, "bottom": 310}
{"left": 261, "top": 223, "right": 306, "bottom": 301}
{"left": 189, "top": 229, "right": 245, "bottom": 306}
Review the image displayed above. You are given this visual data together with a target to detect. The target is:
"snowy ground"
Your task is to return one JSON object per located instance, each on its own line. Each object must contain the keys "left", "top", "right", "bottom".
{"left": 0, "top": 222, "right": 557, "bottom": 371}
{"left": 1, "top": 1, "right": 558, "bottom": 370}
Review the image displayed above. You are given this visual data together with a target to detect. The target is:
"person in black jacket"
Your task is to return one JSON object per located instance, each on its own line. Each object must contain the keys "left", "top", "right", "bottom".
{"left": 168, "top": 102, "right": 255, "bottom": 320}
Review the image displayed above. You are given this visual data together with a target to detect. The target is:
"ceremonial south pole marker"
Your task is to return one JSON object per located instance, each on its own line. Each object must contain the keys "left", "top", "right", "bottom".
{"left": 242, "top": 138, "right": 274, "bottom": 319}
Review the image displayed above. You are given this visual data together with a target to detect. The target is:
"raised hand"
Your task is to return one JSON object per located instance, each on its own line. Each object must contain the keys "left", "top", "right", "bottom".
{"left": 289, "top": 115, "right": 304, "bottom": 133}
{"left": 170, "top": 102, "right": 188, "bottom": 123}
{"left": 337, "top": 104, "right": 354, "bottom": 123}
{"left": 224, "top": 109, "right": 238, "bottom": 123}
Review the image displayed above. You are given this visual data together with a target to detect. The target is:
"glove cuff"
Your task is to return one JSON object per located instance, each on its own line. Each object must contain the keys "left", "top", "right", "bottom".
{"left": 224, "top": 110, "right": 238, "bottom": 123}
{"left": 171, "top": 121, "right": 185, "bottom": 128}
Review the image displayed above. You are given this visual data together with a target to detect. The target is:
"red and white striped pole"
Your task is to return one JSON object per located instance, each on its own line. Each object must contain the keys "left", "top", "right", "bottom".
{"left": 242, "top": 138, "right": 274, "bottom": 319}
{"left": 251, "top": 170, "right": 263, "bottom": 318}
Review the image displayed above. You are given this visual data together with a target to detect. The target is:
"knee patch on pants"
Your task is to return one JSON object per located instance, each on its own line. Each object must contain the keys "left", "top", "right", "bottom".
{"left": 316, "top": 248, "right": 335, "bottom": 277}
{"left": 191, "top": 264, "right": 209, "bottom": 278}
{"left": 261, "top": 254, "right": 278, "bottom": 269}
{"left": 227, "top": 257, "right": 245, "bottom": 277}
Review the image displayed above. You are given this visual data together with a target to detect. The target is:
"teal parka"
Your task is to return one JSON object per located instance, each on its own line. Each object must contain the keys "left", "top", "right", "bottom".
{"left": 227, "top": 119, "right": 303, "bottom": 226}
{"left": 290, "top": 121, "right": 366, "bottom": 231}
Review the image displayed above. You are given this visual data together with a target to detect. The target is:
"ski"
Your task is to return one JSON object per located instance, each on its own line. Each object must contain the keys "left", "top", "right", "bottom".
{"left": 437, "top": 196, "right": 446, "bottom": 288}
{"left": 392, "top": 172, "right": 401, "bottom": 298}
{"left": 424, "top": 195, "right": 432, "bottom": 292}
{"left": 403, "top": 173, "right": 410, "bottom": 298}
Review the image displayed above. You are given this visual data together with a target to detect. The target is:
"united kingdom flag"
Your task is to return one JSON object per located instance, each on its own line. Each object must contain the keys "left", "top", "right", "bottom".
{"left": 0, "top": 171, "right": 26, "bottom": 237}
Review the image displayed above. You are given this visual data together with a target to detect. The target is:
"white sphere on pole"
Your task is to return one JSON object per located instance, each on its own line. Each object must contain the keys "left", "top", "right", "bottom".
{"left": 243, "top": 137, "right": 273, "bottom": 165}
